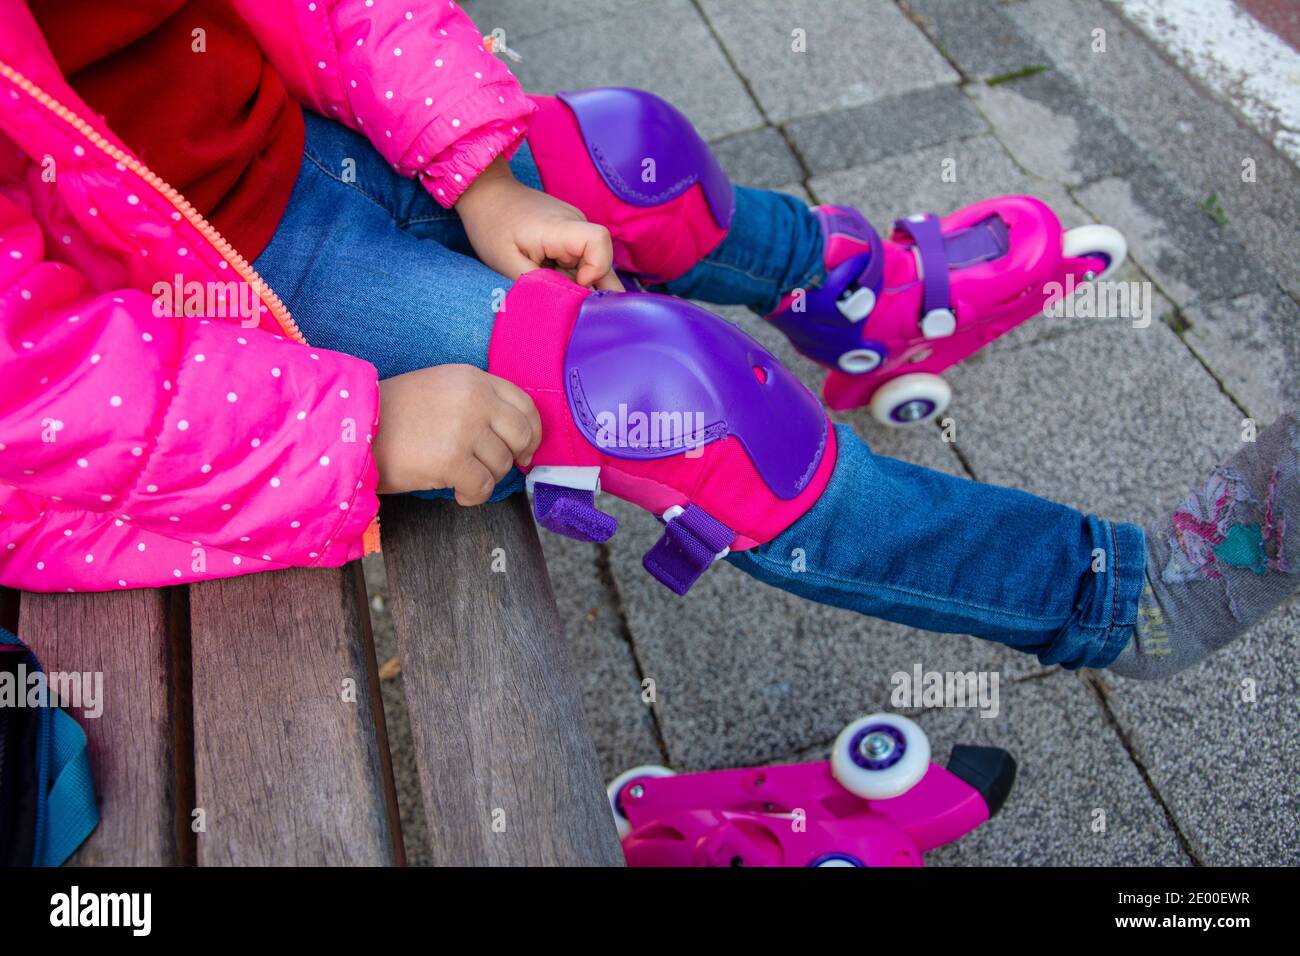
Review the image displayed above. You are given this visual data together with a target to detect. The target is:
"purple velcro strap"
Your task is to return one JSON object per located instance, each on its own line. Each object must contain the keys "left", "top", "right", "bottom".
{"left": 893, "top": 214, "right": 951, "bottom": 317}
{"left": 642, "top": 505, "right": 735, "bottom": 596}
{"left": 533, "top": 483, "right": 617, "bottom": 543}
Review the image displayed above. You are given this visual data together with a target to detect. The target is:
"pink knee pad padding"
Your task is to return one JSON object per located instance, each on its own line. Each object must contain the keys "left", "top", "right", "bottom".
{"left": 526, "top": 89, "right": 734, "bottom": 283}
{"left": 488, "top": 270, "right": 836, "bottom": 594}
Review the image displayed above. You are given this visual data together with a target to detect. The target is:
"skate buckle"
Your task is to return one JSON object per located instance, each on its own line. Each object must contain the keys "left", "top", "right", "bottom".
{"left": 525, "top": 465, "right": 601, "bottom": 496}
{"left": 836, "top": 286, "right": 876, "bottom": 322}
{"left": 920, "top": 307, "right": 957, "bottom": 339}
{"left": 642, "top": 504, "right": 736, "bottom": 595}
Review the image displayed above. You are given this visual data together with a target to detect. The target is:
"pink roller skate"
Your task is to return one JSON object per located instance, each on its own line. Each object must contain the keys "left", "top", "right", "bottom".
{"left": 606, "top": 713, "right": 1015, "bottom": 867}
{"left": 766, "top": 200, "right": 1127, "bottom": 426}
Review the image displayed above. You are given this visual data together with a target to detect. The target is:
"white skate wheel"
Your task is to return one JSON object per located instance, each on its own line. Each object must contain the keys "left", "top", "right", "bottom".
{"left": 831, "top": 713, "right": 931, "bottom": 800}
{"left": 607, "top": 765, "right": 675, "bottom": 839}
{"left": 868, "top": 373, "right": 950, "bottom": 427}
{"left": 1062, "top": 224, "right": 1126, "bottom": 282}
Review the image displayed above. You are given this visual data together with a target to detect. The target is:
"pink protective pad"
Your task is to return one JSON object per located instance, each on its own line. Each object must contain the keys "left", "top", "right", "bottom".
{"left": 488, "top": 271, "right": 836, "bottom": 550}
{"left": 526, "top": 94, "right": 731, "bottom": 283}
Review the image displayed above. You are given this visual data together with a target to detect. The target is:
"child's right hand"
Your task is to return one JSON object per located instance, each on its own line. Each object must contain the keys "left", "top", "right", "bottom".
{"left": 373, "top": 365, "right": 542, "bottom": 504}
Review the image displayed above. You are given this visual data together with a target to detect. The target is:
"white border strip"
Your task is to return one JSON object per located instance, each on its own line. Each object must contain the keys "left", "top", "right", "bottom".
{"left": 1112, "top": 0, "right": 1300, "bottom": 163}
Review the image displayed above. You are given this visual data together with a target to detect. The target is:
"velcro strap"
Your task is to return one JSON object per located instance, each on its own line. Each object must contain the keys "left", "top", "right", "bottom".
{"left": 893, "top": 214, "right": 952, "bottom": 318}
{"left": 533, "top": 483, "right": 617, "bottom": 543}
{"left": 642, "top": 504, "right": 735, "bottom": 596}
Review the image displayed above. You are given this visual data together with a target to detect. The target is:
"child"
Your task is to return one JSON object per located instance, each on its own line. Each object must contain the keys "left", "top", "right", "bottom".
{"left": 1, "top": 0, "right": 1294, "bottom": 682}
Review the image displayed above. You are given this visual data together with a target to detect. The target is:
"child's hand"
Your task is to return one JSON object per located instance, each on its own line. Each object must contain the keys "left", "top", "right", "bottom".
{"left": 456, "top": 156, "right": 624, "bottom": 291}
{"left": 373, "top": 364, "right": 542, "bottom": 504}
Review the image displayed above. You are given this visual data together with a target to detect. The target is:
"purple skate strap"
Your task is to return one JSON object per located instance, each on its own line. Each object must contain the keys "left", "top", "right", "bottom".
{"left": 642, "top": 505, "right": 735, "bottom": 596}
{"left": 943, "top": 215, "right": 1009, "bottom": 267}
{"left": 893, "top": 214, "right": 952, "bottom": 319}
{"left": 532, "top": 483, "right": 618, "bottom": 543}
{"left": 820, "top": 206, "right": 886, "bottom": 295}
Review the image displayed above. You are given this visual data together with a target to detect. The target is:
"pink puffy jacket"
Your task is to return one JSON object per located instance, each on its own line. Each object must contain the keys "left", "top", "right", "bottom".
{"left": 0, "top": 0, "right": 536, "bottom": 593}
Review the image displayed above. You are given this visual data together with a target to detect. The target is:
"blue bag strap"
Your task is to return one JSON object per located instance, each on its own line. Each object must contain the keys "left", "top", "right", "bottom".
{"left": 35, "top": 708, "right": 99, "bottom": 867}
{"left": 1, "top": 627, "right": 99, "bottom": 866}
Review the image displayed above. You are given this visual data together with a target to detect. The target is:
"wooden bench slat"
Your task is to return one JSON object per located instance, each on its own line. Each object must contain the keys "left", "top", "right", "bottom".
{"left": 381, "top": 495, "right": 623, "bottom": 866}
{"left": 19, "top": 589, "right": 180, "bottom": 866}
{"left": 188, "top": 564, "right": 402, "bottom": 865}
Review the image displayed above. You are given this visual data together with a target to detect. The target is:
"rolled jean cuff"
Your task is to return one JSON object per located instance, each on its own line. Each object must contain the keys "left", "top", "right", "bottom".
{"left": 409, "top": 468, "right": 526, "bottom": 504}
{"left": 1039, "top": 517, "right": 1146, "bottom": 670}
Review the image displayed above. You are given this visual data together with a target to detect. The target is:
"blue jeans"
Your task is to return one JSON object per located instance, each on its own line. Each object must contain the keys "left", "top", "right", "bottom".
{"left": 256, "top": 112, "right": 1144, "bottom": 669}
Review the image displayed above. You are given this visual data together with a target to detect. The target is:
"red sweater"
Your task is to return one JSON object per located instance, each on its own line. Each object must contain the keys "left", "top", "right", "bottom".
{"left": 31, "top": 0, "right": 303, "bottom": 260}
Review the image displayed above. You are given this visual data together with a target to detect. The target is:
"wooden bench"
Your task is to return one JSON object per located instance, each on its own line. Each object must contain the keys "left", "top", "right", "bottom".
{"left": 0, "top": 496, "right": 623, "bottom": 866}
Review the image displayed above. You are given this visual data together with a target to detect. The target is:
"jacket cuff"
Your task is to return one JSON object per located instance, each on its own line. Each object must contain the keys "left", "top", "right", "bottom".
{"left": 412, "top": 84, "right": 537, "bottom": 207}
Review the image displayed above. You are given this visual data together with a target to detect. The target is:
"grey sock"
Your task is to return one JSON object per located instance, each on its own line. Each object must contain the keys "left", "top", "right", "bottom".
{"left": 1109, "top": 412, "right": 1300, "bottom": 680}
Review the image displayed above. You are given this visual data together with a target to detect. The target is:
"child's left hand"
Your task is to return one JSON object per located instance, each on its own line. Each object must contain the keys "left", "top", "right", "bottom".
{"left": 456, "top": 156, "right": 624, "bottom": 291}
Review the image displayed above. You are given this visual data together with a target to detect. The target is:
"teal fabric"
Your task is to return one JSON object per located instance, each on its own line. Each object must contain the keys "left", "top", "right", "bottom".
{"left": 0, "top": 628, "right": 99, "bottom": 866}
{"left": 37, "top": 708, "right": 98, "bottom": 866}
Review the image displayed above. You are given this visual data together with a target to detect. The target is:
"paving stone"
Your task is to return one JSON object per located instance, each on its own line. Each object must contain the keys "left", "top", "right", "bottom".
{"left": 539, "top": 532, "right": 666, "bottom": 779}
{"left": 808, "top": 132, "right": 1092, "bottom": 229}
{"left": 1007, "top": 0, "right": 1300, "bottom": 300}
{"left": 910, "top": 673, "right": 1190, "bottom": 865}
{"left": 466, "top": 0, "right": 762, "bottom": 140}
{"left": 1098, "top": 599, "right": 1300, "bottom": 866}
{"left": 1074, "top": 166, "right": 1277, "bottom": 310}
{"left": 710, "top": 126, "right": 807, "bottom": 189}
{"left": 933, "top": 304, "right": 1297, "bottom": 864}
{"left": 967, "top": 68, "right": 1143, "bottom": 185}
{"left": 785, "top": 85, "right": 989, "bottom": 175}
{"left": 900, "top": 0, "right": 1051, "bottom": 81}
{"left": 697, "top": 0, "right": 959, "bottom": 122}
{"left": 1181, "top": 288, "right": 1300, "bottom": 425}
{"left": 944, "top": 291, "right": 1238, "bottom": 523}
{"left": 604, "top": 494, "right": 1043, "bottom": 772}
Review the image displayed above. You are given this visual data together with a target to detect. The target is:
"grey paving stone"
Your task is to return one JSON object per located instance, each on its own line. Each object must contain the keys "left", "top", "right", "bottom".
{"left": 785, "top": 85, "right": 989, "bottom": 176}
{"left": 809, "top": 132, "right": 1092, "bottom": 229}
{"left": 466, "top": 0, "right": 762, "bottom": 140}
{"left": 1181, "top": 289, "right": 1300, "bottom": 425}
{"left": 604, "top": 493, "right": 1041, "bottom": 772}
{"left": 968, "top": 69, "right": 1143, "bottom": 186}
{"left": 710, "top": 126, "right": 806, "bottom": 190}
{"left": 1074, "top": 166, "right": 1277, "bottom": 310}
{"left": 697, "top": 0, "right": 959, "bottom": 122}
{"left": 911, "top": 673, "right": 1190, "bottom": 865}
{"left": 934, "top": 301, "right": 1297, "bottom": 865}
{"left": 1007, "top": 0, "right": 1300, "bottom": 300}
{"left": 943, "top": 292, "right": 1239, "bottom": 524}
{"left": 900, "top": 0, "right": 1050, "bottom": 81}
{"left": 1098, "top": 600, "right": 1300, "bottom": 866}
{"left": 538, "top": 532, "right": 666, "bottom": 780}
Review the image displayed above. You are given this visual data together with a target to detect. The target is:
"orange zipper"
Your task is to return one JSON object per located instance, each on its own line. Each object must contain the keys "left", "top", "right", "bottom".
{"left": 1, "top": 58, "right": 382, "bottom": 555}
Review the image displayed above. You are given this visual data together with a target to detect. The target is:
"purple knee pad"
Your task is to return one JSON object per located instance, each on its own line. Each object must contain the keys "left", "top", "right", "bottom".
{"left": 527, "top": 88, "right": 735, "bottom": 282}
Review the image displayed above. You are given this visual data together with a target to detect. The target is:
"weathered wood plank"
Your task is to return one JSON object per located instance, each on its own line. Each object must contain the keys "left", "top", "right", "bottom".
{"left": 189, "top": 564, "right": 402, "bottom": 865}
{"left": 19, "top": 588, "right": 181, "bottom": 865}
{"left": 381, "top": 495, "right": 623, "bottom": 866}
